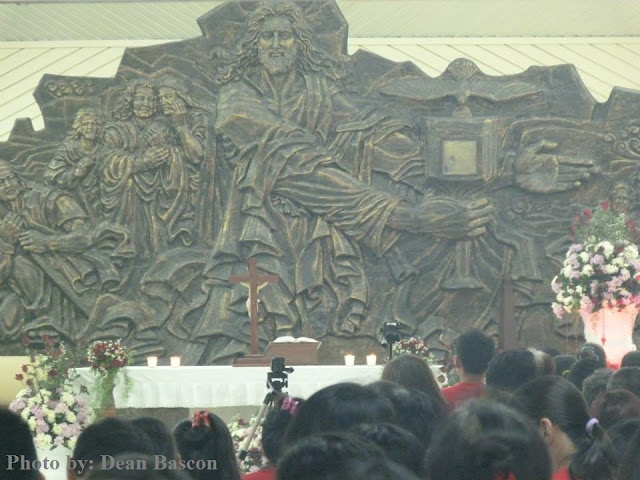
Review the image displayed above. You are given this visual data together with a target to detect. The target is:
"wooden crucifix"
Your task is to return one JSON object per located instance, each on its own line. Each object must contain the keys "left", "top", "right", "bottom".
{"left": 228, "top": 257, "right": 280, "bottom": 355}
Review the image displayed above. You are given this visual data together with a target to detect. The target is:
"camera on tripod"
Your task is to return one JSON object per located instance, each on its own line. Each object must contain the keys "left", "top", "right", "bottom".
{"left": 380, "top": 321, "right": 402, "bottom": 347}
{"left": 267, "top": 357, "right": 294, "bottom": 393}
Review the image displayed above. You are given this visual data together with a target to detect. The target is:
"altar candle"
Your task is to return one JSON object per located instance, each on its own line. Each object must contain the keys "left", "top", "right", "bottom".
{"left": 344, "top": 354, "right": 355, "bottom": 366}
{"left": 366, "top": 353, "right": 377, "bottom": 366}
{"left": 146, "top": 356, "right": 158, "bottom": 368}
{"left": 170, "top": 355, "right": 181, "bottom": 367}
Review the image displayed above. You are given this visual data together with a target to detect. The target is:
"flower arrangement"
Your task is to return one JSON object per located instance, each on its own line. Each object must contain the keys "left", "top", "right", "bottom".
{"left": 227, "top": 415, "right": 268, "bottom": 474}
{"left": 392, "top": 337, "right": 449, "bottom": 386}
{"left": 86, "top": 339, "right": 132, "bottom": 412}
{"left": 552, "top": 201, "right": 640, "bottom": 317}
{"left": 9, "top": 335, "right": 92, "bottom": 450}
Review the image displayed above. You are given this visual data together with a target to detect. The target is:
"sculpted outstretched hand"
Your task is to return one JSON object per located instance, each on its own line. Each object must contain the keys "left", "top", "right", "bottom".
{"left": 19, "top": 230, "right": 49, "bottom": 253}
{"left": 514, "top": 140, "right": 596, "bottom": 193}
{"left": 0, "top": 213, "right": 23, "bottom": 244}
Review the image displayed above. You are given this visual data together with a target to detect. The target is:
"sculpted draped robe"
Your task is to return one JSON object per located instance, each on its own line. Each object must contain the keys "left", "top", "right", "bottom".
{"left": 101, "top": 119, "right": 191, "bottom": 257}
{"left": 193, "top": 67, "right": 421, "bottom": 356}
{"left": 0, "top": 184, "right": 133, "bottom": 340}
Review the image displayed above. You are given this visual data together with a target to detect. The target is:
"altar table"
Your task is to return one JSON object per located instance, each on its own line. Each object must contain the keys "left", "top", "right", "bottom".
{"left": 74, "top": 365, "right": 384, "bottom": 408}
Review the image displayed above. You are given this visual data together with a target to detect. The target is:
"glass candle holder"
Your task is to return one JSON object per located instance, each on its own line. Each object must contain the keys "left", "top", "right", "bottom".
{"left": 170, "top": 355, "right": 181, "bottom": 367}
{"left": 344, "top": 354, "right": 355, "bottom": 366}
{"left": 366, "top": 354, "right": 377, "bottom": 366}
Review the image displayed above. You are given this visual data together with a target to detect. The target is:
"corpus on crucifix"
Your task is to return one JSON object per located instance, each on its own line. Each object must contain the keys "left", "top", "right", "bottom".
{"left": 228, "top": 258, "right": 280, "bottom": 355}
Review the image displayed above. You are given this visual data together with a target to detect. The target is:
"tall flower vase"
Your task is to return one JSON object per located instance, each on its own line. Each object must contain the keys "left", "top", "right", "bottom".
{"left": 35, "top": 445, "right": 72, "bottom": 480}
{"left": 579, "top": 305, "right": 638, "bottom": 369}
{"left": 95, "top": 373, "right": 117, "bottom": 418}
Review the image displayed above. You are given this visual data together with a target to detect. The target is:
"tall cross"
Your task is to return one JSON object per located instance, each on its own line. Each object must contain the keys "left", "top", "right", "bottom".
{"left": 228, "top": 258, "right": 280, "bottom": 355}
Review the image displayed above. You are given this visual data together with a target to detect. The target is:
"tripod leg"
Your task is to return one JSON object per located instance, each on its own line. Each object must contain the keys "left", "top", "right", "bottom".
{"left": 238, "top": 394, "right": 272, "bottom": 461}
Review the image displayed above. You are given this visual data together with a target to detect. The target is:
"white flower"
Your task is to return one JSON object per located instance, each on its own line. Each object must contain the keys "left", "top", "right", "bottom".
{"left": 605, "top": 264, "right": 619, "bottom": 274}
{"left": 613, "top": 257, "right": 625, "bottom": 267}
{"left": 598, "top": 241, "right": 615, "bottom": 257}
{"left": 60, "top": 392, "right": 74, "bottom": 405}
{"left": 562, "top": 265, "right": 573, "bottom": 277}
{"left": 576, "top": 285, "right": 583, "bottom": 294}
{"left": 66, "top": 411, "right": 77, "bottom": 423}
{"left": 27, "top": 417, "right": 37, "bottom": 430}
{"left": 68, "top": 437, "right": 77, "bottom": 449}
{"left": 52, "top": 424, "right": 63, "bottom": 435}
{"left": 582, "top": 265, "right": 594, "bottom": 276}
{"left": 46, "top": 410, "right": 56, "bottom": 424}
{"left": 579, "top": 252, "right": 590, "bottom": 262}
{"left": 34, "top": 433, "right": 52, "bottom": 448}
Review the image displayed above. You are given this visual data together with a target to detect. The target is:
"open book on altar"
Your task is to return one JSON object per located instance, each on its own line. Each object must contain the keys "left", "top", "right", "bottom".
{"left": 272, "top": 336, "right": 319, "bottom": 343}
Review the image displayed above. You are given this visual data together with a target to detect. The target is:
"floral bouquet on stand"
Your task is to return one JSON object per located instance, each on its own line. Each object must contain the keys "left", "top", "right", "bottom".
{"left": 552, "top": 201, "right": 640, "bottom": 316}
{"left": 85, "top": 339, "right": 132, "bottom": 414}
{"left": 9, "top": 335, "right": 92, "bottom": 451}
{"left": 552, "top": 201, "right": 640, "bottom": 367}
{"left": 392, "top": 337, "right": 449, "bottom": 387}
{"left": 227, "top": 414, "right": 268, "bottom": 474}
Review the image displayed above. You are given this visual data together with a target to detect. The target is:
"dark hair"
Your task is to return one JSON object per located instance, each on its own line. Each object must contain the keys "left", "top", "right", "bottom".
{"left": 283, "top": 383, "right": 393, "bottom": 446}
{"left": 621, "top": 351, "right": 640, "bottom": 368}
{"left": 567, "top": 357, "right": 602, "bottom": 390}
{"left": 456, "top": 329, "right": 495, "bottom": 375}
{"left": 261, "top": 396, "right": 304, "bottom": 464}
{"left": 582, "top": 368, "right": 613, "bottom": 411}
{"left": 540, "top": 347, "right": 561, "bottom": 358}
{"left": 578, "top": 343, "right": 607, "bottom": 367}
{"left": 608, "top": 366, "right": 640, "bottom": 398}
{"left": 553, "top": 355, "right": 577, "bottom": 377}
{"left": 607, "top": 417, "right": 640, "bottom": 460}
{"left": 86, "top": 453, "right": 190, "bottom": 480}
{"left": 276, "top": 431, "right": 400, "bottom": 480}
{"left": 618, "top": 427, "right": 640, "bottom": 480}
{"left": 72, "top": 417, "right": 154, "bottom": 476}
{"left": 367, "top": 380, "right": 447, "bottom": 447}
{"left": 426, "top": 399, "right": 551, "bottom": 480}
{"left": 130, "top": 417, "right": 178, "bottom": 460}
{"left": 350, "top": 422, "right": 425, "bottom": 477}
{"left": 0, "top": 408, "right": 40, "bottom": 480}
{"left": 485, "top": 349, "right": 537, "bottom": 392}
{"left": 514, "top": 376, "right": 617, "bottom": 480}
{"left": 173, "top": 411, "right": 241, "bottom": 480}
{"left": 380, "top": 354, "right": 447, "bottom": 412}
{"left": 590, "top": 389, "right": 640, "bottom": 429}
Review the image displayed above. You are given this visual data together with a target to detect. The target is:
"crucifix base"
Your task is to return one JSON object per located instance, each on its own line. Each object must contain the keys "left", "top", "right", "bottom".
{"left": 233, "top": 354, "right": 271, "bottom": 367}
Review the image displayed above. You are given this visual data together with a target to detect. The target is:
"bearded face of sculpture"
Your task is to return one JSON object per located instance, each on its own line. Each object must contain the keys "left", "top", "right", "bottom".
{"left": 258, "top": 15, "right": 299, "bottom": 75}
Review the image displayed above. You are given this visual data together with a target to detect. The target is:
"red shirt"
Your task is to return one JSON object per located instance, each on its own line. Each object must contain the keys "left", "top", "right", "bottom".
{"left": 441, "top": 382, "right": 486, "bottom": 410}
{"left": 552, "top": 468, "right": 572, "bottom": 480}
{"left": 243, "top": 467, "right": 277, "bottom": 480}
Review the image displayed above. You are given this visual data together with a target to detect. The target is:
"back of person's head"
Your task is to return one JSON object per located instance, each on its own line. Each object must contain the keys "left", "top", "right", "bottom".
{"left": 530, "top": 348, "right": 555, "bottom": 376}
{"left": 0, "top": 408, "right": 40, "bottom": 480}
{"left": 541, "top": 347, "right": 561, "bottom": 358}
{"left": 590, "top": 389, "right": 640, "bottom": 429}
{"left": 380, "top": 353, "right": 447, "bottom": 410}
{"left": 607, "top": 418, "right": 640, "bottom": 460}
{"left": 261, "top": 396, "right": 304, "bottom": 465}
{"left": 618, "top": 427, "right": 640, "bottom": 480}
{"left": 350, "top": 423, "right": 425, "bottom": 477}
{"left": 367, "top": 380, "right": 447, "bottom": 448}
{"left": 578, "top": 343, "right": 607, "bottom": 368}
{"left": 553, "top": 354, "right": 577, "bottom": 377}
{"left": 485, "top": 349, "right": 536, "bottom": 392}
{"left": 514, "top": 376, "right": 617, "bottom": 480}
{"left": 277, "top": 431, "right": 416, "bottom": 480}
{"left": 621, "top": 351, "right": 640, "bottom": 368}
{"left": 130, "top": 417, "right": 177, "bottom": 460}
{"left": 608, "top": 367, "right": 640, "bottom": 398}
{"left": 86, "top": 453, "right": 190, "bottom": 480}
{"left": 283, "top": 382, "right": 393, "bottom": 446}
{"left": 455, "top": 329, "right": 495, "bottom": 375}
{"left": 173, "top": 411, "right": 240, "bottom": 480}
{"left": 426, "top": 399, "right": 551, "bottom": 480}
{"left": 567, "top": 357, "right": 602, "bottom": 390}
{"left": 72, "top": 417, "right": 154, "bottom": 477}
{"left": 582, "top": 368, "right": 613, "bottom": 412}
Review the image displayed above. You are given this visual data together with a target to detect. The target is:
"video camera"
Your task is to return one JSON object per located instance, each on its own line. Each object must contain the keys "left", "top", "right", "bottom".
{"left": 380, "top": 321, "right": 402, "bottom": 347}
{"left": 267, "top": 357, "right": 294, "bottom": 393}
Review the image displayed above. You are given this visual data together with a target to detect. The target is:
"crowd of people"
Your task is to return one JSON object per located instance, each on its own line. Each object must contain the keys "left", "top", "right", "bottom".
{"left": 3, "top": 329, "right": 640, "bottom": 480}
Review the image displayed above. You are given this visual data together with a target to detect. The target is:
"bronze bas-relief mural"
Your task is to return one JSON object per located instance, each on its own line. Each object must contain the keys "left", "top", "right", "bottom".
{"left": 1, "top": 0, "right": 639, "bottom": 363}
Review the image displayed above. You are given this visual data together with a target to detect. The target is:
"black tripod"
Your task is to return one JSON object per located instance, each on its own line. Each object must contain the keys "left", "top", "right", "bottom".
{"left": 238, "top": 357, "right": 293, "bottom": 461}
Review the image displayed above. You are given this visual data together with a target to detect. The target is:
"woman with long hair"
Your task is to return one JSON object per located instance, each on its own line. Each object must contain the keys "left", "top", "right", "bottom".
{"left": 514, "top": 376, "right": 617, "bottom": 480}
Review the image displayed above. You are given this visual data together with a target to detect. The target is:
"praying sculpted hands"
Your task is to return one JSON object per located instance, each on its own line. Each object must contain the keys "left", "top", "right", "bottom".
{"left": 392, "top": 197, "right": 493, "bottom": 240}
{"left": 0, "top": 213, "right": 50, "bottom": 253}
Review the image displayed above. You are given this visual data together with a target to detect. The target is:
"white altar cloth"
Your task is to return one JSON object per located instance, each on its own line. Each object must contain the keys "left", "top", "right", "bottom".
{"left": 74, "top": 365, "right": 383, "bottom": 408}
